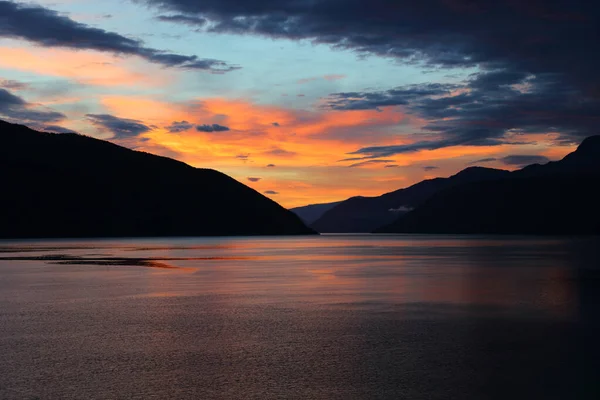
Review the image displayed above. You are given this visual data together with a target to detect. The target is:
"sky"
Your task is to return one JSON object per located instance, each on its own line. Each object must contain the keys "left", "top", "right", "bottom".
{"left": 1, "top": 0, "right": 598, "bottom": 208}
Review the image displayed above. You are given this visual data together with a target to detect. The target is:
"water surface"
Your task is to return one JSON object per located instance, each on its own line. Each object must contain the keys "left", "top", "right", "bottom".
{"left": 1, "top": 235, "right": 599, "bottom": 399}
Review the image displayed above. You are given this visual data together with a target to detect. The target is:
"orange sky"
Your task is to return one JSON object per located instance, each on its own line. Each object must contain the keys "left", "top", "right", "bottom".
{"left": 98, "top": 95, "right": 574, "bottom": 208}
{"left": 0, "top": 41, "right": 577, "bottom": 209}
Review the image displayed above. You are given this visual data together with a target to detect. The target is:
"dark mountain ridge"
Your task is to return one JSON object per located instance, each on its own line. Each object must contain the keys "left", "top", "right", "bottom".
{"left": 0, "top": 120, "right": 315, "bottom": 238}
{"left": 311, "top": 166, "right": 510, "bottom": 233}
{"left": 377, "top": 135, "right": 600, "bottom": 234}
{"left": 290, "top": 201, "right": 342, "bottom": 225}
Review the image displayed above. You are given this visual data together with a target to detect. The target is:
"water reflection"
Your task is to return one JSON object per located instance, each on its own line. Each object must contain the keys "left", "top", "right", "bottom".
{"left": 0, "top": 235, "right": 598, "bottom": 317}
{"left": 0, "top": 235, "right": 599, "bottom": 399}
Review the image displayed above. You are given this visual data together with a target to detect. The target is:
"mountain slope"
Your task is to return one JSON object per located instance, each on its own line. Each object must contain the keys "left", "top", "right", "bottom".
{"left": 377, "top": 136, "right": 600, "bottom": 234}
{"left": 290, "top": 201, "right": 342, "bottom": 225}
{"left": 311, "top": 167, "right": 510, "bottom": 233}
{"left": 0, "top": 120, "right": 315, "bottom": 238}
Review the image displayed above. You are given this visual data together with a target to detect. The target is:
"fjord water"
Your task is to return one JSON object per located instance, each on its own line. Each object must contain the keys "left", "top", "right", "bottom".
{"left": 0, "top": 235, "right": 599, "bottom": 399}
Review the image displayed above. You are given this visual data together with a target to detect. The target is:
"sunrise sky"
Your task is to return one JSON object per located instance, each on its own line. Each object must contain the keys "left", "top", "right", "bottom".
{"left": 1, "top": 0, "right": 597, "bottom": 207}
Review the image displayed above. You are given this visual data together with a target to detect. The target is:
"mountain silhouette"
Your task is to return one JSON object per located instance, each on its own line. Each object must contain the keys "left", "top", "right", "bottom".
{"left": 310, "top": 167, "right": 510, "bottom": 233}
{"left": 290, "top": 201, "right": 342, "bottom": 225}
{"left": 377, "top": 136, "right": 600, "bottom": 234}
{"left": 0, "top": 120, "right": 315, "bottom": 238}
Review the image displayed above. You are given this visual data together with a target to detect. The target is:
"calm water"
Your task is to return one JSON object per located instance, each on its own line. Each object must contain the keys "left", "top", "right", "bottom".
{"left": 0, "top": 235, "right": 599, "bottom": 399}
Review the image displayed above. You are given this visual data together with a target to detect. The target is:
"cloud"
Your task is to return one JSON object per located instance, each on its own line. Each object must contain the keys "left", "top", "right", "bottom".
{"left": 1, "top": 88, "right": 26, "bottom": 108}
{"left": 136, "top": 0, "right": 600, "bottom": 87}
{"left": 0, "top": 88, "right": 65, "bottom": 123}
{"left": 338, "top": 157, "right": 364, "bottom": 162}
{"left": 272, "top": 122, "right": 280, "bottom": 127}
{"left": 247, "top": 177, "right": 261, "bottom": 182}
{"left": 501, "top": 155, "right": 550, "bottom": 167}
{"left": 0, "top": 47, "right": 164, "bottom": 88}
{"left": 264, "top": 191, "right": 279, "bottom": 195}
{"left": 349, "top": 159, "right": 394, "bottom": 168}
{"left": 86, "top": 114, "right": 151, "bottom": 138}
{"left": 348, "top": 138, "right": 464, "bottom": 158}
{"left": 325, "top": 83, "right": 457, "bottom": 111}
{"left": 196, "top": 123, "right": 230, "bottom": 132}
{"left": 156, "top": 14, "right": 208, "bottom": 25}
{"left": 422, "top": 166, "right": 439, "bottom": 171}
{"left": 0, "top": 1, "right": 238, "bottom": 73}
{"left": 235, "top": 154, "right": 250, "bottom": 161}
{"left": 469, "top": 157, "right": 497, "bottom": 165}
{"left": 43, "top": 125, "right": 78, "bottom": 134}
{"left": 0, "top": 79, "right": 28, "bottom": 90}
{"left": 137, "top": 0, "right": 600, "bottom": 152}
{"left": 266, "top": 164, "right": 276, "bottom": 167}
{"left": 166, "top": 120, "right": 194, "bottom": 133}
{"left": 264, "top": 147, "right": 297, "bottom": 157}
{"left": 384, "top": 164, "right": 399, "bottom": 168}
{"left": 346, "top": 72, "right": 600, "bottom": 158}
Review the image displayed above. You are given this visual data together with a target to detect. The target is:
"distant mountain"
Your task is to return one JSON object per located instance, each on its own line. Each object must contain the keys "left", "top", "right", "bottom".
{"left": 377, "top": 136, "right": 600, "bottom": 234}
{"left": 290, "top": 201, "right": 342, "bottom": 225}
{"left": 517, "top": 136, "right": 600, "bottom": 177}
{"left": 311, "top": 167, "right": 510, "bottom": 233}
{"left": 0, "top": 120, "right": 315, "bottom": 238}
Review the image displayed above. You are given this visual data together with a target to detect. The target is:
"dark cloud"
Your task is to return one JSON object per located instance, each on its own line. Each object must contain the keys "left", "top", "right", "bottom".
{"left": 325, "top": 83, "right": 458, "bottom": 111}
{"left": 349, "top": 159, "right": 394, "bottom": 168}
{"left": 166, "top": 120, "right": 194, "bottom": 133}
{"left": 156, "top": 14, "right": 207, "bottom": 25}
{"left": 196, "top": 123, "right": 230, "bottom": 132}
{"left": 43, "top": 125, "right": 78, "bottom": 134}
{"left": 384, "top": 164, "right": 399, "bottom": 168}
{"left": 501, "top": 155, "right": 550, "bottom": 167}
{"left": 136, "top": 0, "right": 600, "bottom": 86}
{"left": 235, "top": 154, "right": 250, "bottom": 161}
{"left": 0, "top": 88, "right": 65, "bottom": 123}
{"left": 347, "top": 72, "right": 600, "bottom": 158}
{"left": 338, "top": 157, "right": 364, "bottom": 162}
{"left": 0, "top": 88, "right": 25, "bottom": 107}
{"left": 247, "top": 177, "right": 261, "bottom": 182}
{"left": 0, "top": 79, "right": 28, "bottom": 90}
{"left": 137, "top": 0, "right": 600, "bottom": 152}
{"left": 86, "top": 114, "right": 151, "bottom": 138}
{"left": 272, "top": 122, "right": 280, "bottom": 127}
{"left": 348, "top": 137, "right": 465, "bottom": 158}
{"left": 264, "top": 191, "right": 279, "bottom": 195}
{"left": 422, "top": 166, "right": 439, "bottom": 171}
{"left": 0, "top": 1, "right": 238, "bottom": 73}
{"left": 469, "top": 157, "right": 497, "bottom": 165}
{"left": 264, "top": 147, "right": 297, "bottom": 157}
{"left": 266, "top": 164, "right": 276, "bottom": 167}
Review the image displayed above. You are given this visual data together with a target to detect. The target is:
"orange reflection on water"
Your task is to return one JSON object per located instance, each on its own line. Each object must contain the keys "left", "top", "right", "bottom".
{"left": 1, "top": 236, "right": 585, "bottom": 319}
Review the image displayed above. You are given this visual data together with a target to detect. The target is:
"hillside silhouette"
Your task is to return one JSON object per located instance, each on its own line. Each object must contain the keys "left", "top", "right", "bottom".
{"left": 0, "top": 120, "right": 315, "bottom": 238}
{"left": 377, "top": 136, "right": 600, "bottom": 234}
{"left": 311, "top": 167, "right": 510, "bottom": 233}
{"left": 290, "top": 201, "right": 342, "bottom": 225}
